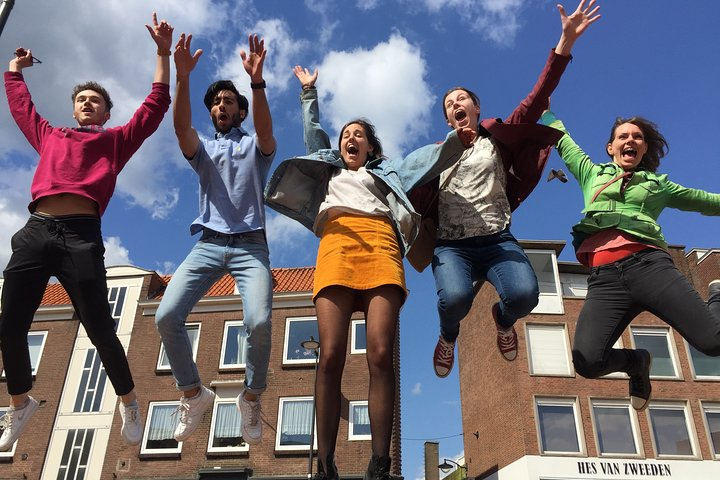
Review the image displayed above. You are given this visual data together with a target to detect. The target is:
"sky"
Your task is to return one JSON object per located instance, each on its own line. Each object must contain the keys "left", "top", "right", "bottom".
{"left": 1, "top": 0, "right": 719, "bottom": 478}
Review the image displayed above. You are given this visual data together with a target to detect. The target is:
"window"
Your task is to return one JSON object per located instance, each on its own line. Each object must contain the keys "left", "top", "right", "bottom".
{"left": 647, "top": 402, "right": 698, "bottom": 458}
{"left": 1, "top": 331, "right": 48, "bottom": 379}
{"left": 560, "top": 272, "right": 588, "bottom": 298}
{"left": 157, "top": 324, "right": 200, "bottom": 371}
{"left": 526, "top": 324, "right": 572, "bottom": 376}
{"left": 351, "top": 319, "right": 367, "bottom": 354}
{"left": 141, "top": 402, "right": 182, "bottom": 455}
{"left": 107, "top": 286, "right": 127, "bottom": 331}
{"left": 348, "top": 401, "right": 371, "bottom": 440}
{"left": 276, "top": 397, "right": 315, "bottom": 451}
{"left": 220, "top": 321, "right": 248, "bottom": 369}
{"left": 590, "top": 400, "right": 641, "bottom": 456}
{"left": 631, "top": 328, "right": 680, "bottom": 378}
{"left": 284, "top": 317, "right": 319, "bottom": 365}
{"left": 0, "top": 407, "right": 17, "bottom": 458}
{"left": 702, "top": 402, "right": 720, "bottom": 458}
{"left": 74, "top": 349, "right": 108, "bottom": 413}
{"left": 57, "top": 429, "right": 94, "bottom": 479}
{"left": 208, "top": 397, "right": 249, "bottom": 453}
{"left": 687, "top": 342, "right": 720, "bottom": 379}
{"left": 535, "top": 397, "right": 584, "bottom": 455}
{"left": 526, "top": 250, "right": 563, "bottom": 314}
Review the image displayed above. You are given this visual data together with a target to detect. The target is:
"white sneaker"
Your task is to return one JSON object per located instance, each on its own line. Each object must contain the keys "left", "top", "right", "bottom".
{"left": 236, "top": 390, "right": 262, "bottom": 445}
{"left": 118, "top": 401, "right": 143, "bottom": 446}
{"left": 173, "top": 385, "right": 215, "bottom": 442}
{"left": 0, "top": 396, "right": 39, "bottom": 451}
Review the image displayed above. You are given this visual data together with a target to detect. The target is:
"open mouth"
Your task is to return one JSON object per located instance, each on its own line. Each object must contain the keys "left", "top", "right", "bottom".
{"left": 454, "top": 109, "right": 467, "bottom": 122}
{"left": 622, "top": 147, "right": 637, "bottom": 158}
{"left": 217, "top": 113, "right": 229, "bottom": 122}
{"left": 346, "top": 144, "right": 359, "bottom": 155}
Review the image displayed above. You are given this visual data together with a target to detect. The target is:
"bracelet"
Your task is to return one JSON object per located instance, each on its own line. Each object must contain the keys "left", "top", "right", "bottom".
{"left": 302, "top": 84, "right": 316, "bottom": 91}
{"left": 157, "top": 47, "right": 171, "bottom": 57}
{"left": 250, "top": 80, "right": 266, "bottom": 90}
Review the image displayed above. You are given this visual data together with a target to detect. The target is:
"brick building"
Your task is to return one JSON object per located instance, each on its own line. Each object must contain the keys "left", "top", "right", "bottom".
{"left": 456, "top": 242, "right": 720, "bottom": 479}
{"left": 0, "top": 265, "right": 401, "bottom": 480}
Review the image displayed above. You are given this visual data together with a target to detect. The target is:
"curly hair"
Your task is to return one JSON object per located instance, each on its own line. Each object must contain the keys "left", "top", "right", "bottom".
{"left": 338, "top": 118, "right": 384, "bottom": 163}
{"left": 606, "top": 117, "right": 669, "bottom": 172}
{"left": 72, "top": 81, "right": 113, "bottom": 111}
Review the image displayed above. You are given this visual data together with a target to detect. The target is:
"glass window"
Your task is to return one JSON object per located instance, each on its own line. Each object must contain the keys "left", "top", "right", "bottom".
{"left": 220, "top": 321, "right": 248, "bottom": 368}
{"left": 276, "top": 397, "right": 315, "bottom": 451}
{"left": 157, "top": 324, "right": 200, "bottom": 370}
{"left": 108, "top": 286, "right": 127, "bottom": 331}
{"left": 2, "top": 331, "right": 48, "bottom": 379}
{"left": 631, "top": 328, "right": 679, "bottom": 378}
{"left": 526, "top": 324, "right": 572, "bottom": 376}
{"left": 74, "top": 348, "right": 108, "bottom": 413}
{"left": 526, "top": 250, "right": 563, "bottom": 314}
{"left": 349, "top": 401, "right": 371, "bottom": 440}
{"left": 141, "top": 402, "right": 182, "bottom": 455}
{"left": 0, "top": 407, "right": 17, "bottom": 457}
{"left": 687, "top": 343, "right": 720, "bottom": 379}
{"left": 351, "top": 319, "right": 367, "bottom": 354}
{"left": 535, "top": 397, "right": 583, "bottom": 455}
{"left": 702, "top": 403, "right": 720, "bottom": 457}
{"left": 284, "top": 317, "right": 320, "bottom": 365}
{"left": 591, "top": 400, "right": 640, "bottom": 456}
{"left": 648, "top": 403, "right": 697, "bottom": 457}
{"left": 57, "top": 429, "right": 94, "bottom": 480}
{"left": 208, "top": 399, "right": 248, "bottom": 452}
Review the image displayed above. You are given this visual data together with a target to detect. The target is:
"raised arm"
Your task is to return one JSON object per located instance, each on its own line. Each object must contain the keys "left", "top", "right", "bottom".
{"left": 293, "top": 65, "right": 331, "bottom": 154}
{"left": 554, "top": 0, "right": 601, "bottom": 56}
{"left": 173, "top": 33, "right": 202, "bottom": 158}
{"left": 241, "top": 34, "right": 276, "bottom": 156}
{"left": 8, "top": 48, "right": 34, "bottom": 73}
{"left": 145, "top": 12, "right": 173, "bottom": 85}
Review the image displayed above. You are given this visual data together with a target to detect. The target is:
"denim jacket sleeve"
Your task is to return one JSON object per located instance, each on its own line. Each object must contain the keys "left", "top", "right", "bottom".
{"left": 301, "top": 88, "right": 332, "bottom": 155}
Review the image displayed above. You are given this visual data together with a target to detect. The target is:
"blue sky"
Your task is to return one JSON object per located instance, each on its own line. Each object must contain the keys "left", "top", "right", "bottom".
{"left": 1, "top": 0, "right": 718, "bottom": 478}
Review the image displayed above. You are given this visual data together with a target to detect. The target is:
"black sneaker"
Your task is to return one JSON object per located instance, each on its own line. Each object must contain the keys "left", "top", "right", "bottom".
{"left": 314, "top": 453, "right": 340, "bottom": 480}
{"left": 364, "top": 455, "right": 402, "bottom": 480}
{"left": 629, "top": 349, "right": 652, "bottom": 411}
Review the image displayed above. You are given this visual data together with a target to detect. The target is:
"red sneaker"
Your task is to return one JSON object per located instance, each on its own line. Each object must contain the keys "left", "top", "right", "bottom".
{"left": 493, "top": 303, "right": 518, "bottom": 361}
{"left": 433, "top": 336, "right": 455, "bottom": 378}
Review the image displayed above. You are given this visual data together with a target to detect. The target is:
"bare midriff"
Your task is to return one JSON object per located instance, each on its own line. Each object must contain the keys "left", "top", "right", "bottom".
{"left": 34, "top": 193, "right": 99, "bottom": 217}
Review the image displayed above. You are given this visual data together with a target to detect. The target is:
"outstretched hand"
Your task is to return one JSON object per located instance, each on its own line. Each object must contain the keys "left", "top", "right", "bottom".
{"left": 557, "top": 0, "right": 601, "bottom": 41}
{"left": 240, "top": 34, "right": 267, "bottom": 83}
{"left": 174, "top": 33, "right": 203, "bottom": 77}
{"left": 292, "top": 65, "right": 318, "bottom": 89}
{"left": 145, "top": 12, "right": 174, "bottom": 50}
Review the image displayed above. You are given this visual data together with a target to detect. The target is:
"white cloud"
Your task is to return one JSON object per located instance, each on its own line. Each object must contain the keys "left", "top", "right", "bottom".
{"left": 265, "top": 212, "right": 317, "bottom": 267}
{"left": 303, "top": 0, "right": 339, "bottom": 47}
{"left": 316, "top": 34, "right": 434, "bottom": 159}
{"left": 411, "top": 382, "right": 422, "bottom": 395}
{"left": 103, "top": 236, "right": 132, "bottom": 266}
{"left": 356, "top": 0, "right": 380, "bottom": 10}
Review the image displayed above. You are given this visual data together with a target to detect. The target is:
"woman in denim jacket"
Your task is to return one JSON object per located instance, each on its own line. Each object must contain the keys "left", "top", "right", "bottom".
{"left": 542, "top": 110, "right": 720, "bottom": 412}
{"left": 265, "top": 68, "right": 470, "bottom": 480}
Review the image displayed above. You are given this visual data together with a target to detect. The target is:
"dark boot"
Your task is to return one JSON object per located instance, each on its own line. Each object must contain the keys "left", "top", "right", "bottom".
{"left": 364, "top": 455, "right": 401, "bottom": 480}
{"left": 314, "top": 453, "right": 340, "bottom": 480}
{"left": 628, "top": 349, "right": 652, "bottom": 412}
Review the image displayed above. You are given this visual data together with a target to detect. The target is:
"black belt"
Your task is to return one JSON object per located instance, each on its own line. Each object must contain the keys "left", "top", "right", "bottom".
{"left": 201, "top": 227, "right": 263, "bottom": 240}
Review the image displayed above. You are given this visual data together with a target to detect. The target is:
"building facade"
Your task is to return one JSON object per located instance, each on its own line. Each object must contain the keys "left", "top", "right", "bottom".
{"left": 0, "top": 265, "right": 401, "bottom": 480}
{"left": 457, "top": 242, "right": 720, "bottom": 480}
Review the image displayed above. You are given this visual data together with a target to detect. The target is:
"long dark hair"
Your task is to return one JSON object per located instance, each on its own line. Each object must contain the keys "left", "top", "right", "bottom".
{"left": 338, "top": 118, "right": 384, "bottom": 163}
{"left": 606, "top": 117, "right": 669, "bottom": 172}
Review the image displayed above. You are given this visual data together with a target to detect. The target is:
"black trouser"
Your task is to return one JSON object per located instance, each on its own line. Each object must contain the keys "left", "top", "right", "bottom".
{"left": 572, "top": 249, "right": 720, "bottom": 378}
{"left": 0, "top": 214, "right": 134, "bottom": 396}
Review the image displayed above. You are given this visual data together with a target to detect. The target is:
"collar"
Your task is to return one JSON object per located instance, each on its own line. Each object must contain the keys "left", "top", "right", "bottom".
{"left": 73, "top": 125, "right": 105, "bottom": 133}
{"left": 215, "top": 126, "right": 248, "bottom": 140}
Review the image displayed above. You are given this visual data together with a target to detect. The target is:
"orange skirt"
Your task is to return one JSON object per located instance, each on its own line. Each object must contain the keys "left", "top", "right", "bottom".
{"left": 313, "top": 213, "right": 406, "bottom": 301}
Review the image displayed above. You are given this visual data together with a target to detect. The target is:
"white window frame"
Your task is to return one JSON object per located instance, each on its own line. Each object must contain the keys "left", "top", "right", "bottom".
{"left": 140, "top": 401, "right": 182, "bottom": 456}
{"left": 0, "top": 407, "right": 17, "bottom": 459}
{"left": 526, "top": 250, "right": 564, "bottom": 314}
{"left": 700, "top": 401, "right": 720, "bottom": 459}
{"left": 646, "top": 401, "right": 699, "bottom": 459}
{"left": 685, "top": 340, "right": 720, "bottom": 381}
{"left": 275, "top": 396, "right": 317, "bottom": 451}
{"left": 1, "top": 331, "right": 48, "bottom": 379}
{"left": 348, "top": 400, "right": 371, "bottom": 441}
{"left": 560, "top": 272, "right": 589, "bottom": 298}
{"left": 219, "top": 320, "right": 248, "bottom": 370}
{"left": 207, "top": 390, "right": 249, "bottom": 453}
{"left": 525, "top": 323, "right": 573, "bottom": 377}
{"left": 283, "top": 317, "right": 320, "bottom": 366}
{"left": 534, "top": 396, "right": 586, "bottom": 456}
{"left": 350, "top": 319, "right": 367, "bottom": 354}
{"left": 589, "top": 398, "right": 643, "bottom": 458}
{"left": 157, "top": 323, "right": 201, "bottom": 371}
{"left": 630, "top": 327, "right": 681, "bottom": 379}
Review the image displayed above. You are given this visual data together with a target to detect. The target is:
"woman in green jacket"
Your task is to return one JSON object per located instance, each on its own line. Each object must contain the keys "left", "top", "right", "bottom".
{"left": 542, "top": 111, "right": 720, "bottom": 412}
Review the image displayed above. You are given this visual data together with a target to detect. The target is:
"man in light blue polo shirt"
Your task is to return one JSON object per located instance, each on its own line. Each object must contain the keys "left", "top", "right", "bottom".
{"left": 155, "top": 33, "right": 276, "bottom": 445}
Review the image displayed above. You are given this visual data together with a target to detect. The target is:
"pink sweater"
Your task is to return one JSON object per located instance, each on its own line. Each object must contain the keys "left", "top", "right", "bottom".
{"left": 4, "top": 71, "right": 170, "bottom": 216}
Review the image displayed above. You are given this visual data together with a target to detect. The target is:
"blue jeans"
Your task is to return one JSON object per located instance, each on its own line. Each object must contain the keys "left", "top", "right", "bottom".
{"left": 432, "top": 228, "right": 539, "bottom": 342}
{"left": 155, "top": 229, "right": 272, "bottom": 394}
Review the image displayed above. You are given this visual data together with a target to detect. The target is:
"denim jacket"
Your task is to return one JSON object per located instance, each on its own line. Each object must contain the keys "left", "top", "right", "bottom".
{"left": 264, "top": 87, "right": 465, "bottom": 255}
{"left": 541, "top": 111, "right": 720, "bottom": 250}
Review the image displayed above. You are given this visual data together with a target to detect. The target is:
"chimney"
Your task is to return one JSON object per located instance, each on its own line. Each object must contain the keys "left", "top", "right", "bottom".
{"left": 424, "top": 441, "right": 439, "bottom": 480}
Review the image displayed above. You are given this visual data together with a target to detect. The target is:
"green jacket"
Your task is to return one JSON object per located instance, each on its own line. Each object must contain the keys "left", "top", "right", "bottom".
{"left": 541, "top": 111, "right": 720, "bottom": 251}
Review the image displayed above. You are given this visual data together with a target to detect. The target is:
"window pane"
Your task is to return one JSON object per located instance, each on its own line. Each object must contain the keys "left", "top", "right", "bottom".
{"left": 146, "top": 404, "right": 180, "bottom": 450}
{"left": 286, "top": 319, "right": 319, "bottom": 361}
{"left": 537, "top": 404, "right": 580, "bottom": 453}
{"left": 351, "top": 403, "right": 370, "bottom": 436}
{"left": 689, "top": 344, "right": 720, "bottom": 377}
{"left": 527, "top": 325, "right": 570, "bottom": 375}
{"left": 280, "top": 400, "right": 313, "bottom": 446}
{"left": 649, "top": 408, "right": 693, "bottom": 456}
{"left": 159, "top": 325, "right": 199, "bottom": 368}
{"left": 632, "top": 331, "right": 675, "bottom": 377}
{"left": 212, "top": 402, "right": 243, "bottom": 448}
{"left": 704, "top": 410, "right": 720, "bottom": 455}
{"left": 28, "top": 333, "right": 45, "bottom": 374}
{"left": 223, "top": 324, "right": 247, "bottom": 366}
{"left": 593, "top": 405, "right": 637, "bottom": 454}
{"left": 528, "top": 253, "right": 558, "bottom": 295}
{"left": 354, "top": 322, "right": 367, "bottom": 351}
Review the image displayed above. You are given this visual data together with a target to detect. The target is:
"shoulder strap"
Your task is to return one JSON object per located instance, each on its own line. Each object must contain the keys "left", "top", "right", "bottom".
{"left": 590, "top": 171, "right": 632, "bottom": 204}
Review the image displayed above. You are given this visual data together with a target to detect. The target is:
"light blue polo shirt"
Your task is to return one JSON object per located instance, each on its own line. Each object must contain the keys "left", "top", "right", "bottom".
{"left": 189, "top": 126, "right": 275, "bottom": 235}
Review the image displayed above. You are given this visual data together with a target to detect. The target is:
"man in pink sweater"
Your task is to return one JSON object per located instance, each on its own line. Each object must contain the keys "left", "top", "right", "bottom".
{"left": 0, "top": 13, "right": 172, "bottom": 451}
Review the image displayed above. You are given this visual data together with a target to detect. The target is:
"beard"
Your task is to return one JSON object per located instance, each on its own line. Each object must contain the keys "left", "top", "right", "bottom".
{"left": 212, "top": 112, "right": 243, "bottom": 133}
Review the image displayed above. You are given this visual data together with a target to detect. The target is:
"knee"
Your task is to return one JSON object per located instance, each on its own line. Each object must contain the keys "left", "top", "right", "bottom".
{"left": 572, "top": 349, "right": 603, "bottom": 379}
{"left": 504, "top": 287, "right": 539, "bottom": 317}
{"left": 318, "top": 349, "right": 345, "bottom": 378}
{"left": 366, "top": 345, "right": 393, "bottom": 374}
{"left": 438, "top": 287, "right": 474, "bottom": 319}
{"left": 154, "top": 303, "right": 182, "bottom": 332}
